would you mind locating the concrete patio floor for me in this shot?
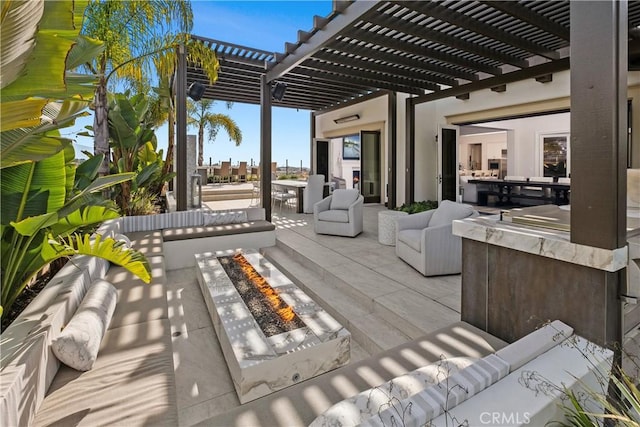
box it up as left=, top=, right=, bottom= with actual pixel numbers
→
left=167, top=199, right=462, bottom=426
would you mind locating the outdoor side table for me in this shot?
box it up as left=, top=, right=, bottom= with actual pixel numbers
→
left=378, top=210, right=408, bottom=245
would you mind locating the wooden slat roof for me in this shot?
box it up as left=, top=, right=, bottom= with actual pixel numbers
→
left=187, top=0, right=640, bottom=111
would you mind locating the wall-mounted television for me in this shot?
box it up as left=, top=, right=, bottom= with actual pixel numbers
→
left=342, top=134, right=360, bottom=160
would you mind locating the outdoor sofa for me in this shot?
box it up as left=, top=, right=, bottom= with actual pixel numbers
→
left=197, top=321, right=612, bottom=427
left=0, top=208, right=275, bottom=426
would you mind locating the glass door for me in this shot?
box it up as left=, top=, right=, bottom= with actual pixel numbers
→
left=313, top=139, right=330, bottom=181
left=438, top=125, right=459, bottom=202
left=360, top=130, right=381, bottom=203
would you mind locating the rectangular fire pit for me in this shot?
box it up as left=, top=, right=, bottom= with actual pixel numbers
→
left=195, top=249, right=351, bottom=403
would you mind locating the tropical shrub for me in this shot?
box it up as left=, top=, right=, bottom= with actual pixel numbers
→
left=128, top=188, right=161, bottom=216
left=1, top=147, right=150, bottom=317
left=106, top=92, right=175, bottom=215
left=0, top=0, right=151, bottom=318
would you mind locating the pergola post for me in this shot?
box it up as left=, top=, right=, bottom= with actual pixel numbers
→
left=570, top=0, right=628, bottom=249
left=176, top=44, right=188, bottom=211
left=405, top=97, right=415, bottom=204
left=388, top=92, right=397, bottom=209
left=260, top=74, right=273, bottom=220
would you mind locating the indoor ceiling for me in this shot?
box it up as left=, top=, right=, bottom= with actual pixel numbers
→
left=187, top=0, right=640, bottom=112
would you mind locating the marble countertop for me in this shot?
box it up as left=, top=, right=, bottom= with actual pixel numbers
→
left=452, top=215, right=628, bottom=272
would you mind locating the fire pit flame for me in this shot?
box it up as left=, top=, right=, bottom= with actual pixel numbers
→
left=232, top=253, right=296, bottom=322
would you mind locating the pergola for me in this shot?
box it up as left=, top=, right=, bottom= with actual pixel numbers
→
left=174, top=0, right=640, bottom=349
left=176, top=0, right=639, bottom=249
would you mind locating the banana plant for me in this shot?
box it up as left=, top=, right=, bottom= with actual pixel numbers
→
left=107, top=92, right=174, bottom=215
left=0, top=0, right=151, bottom=319
left=1, top=146, right=151, bottom=317
left=1, top=0, right=102, bottom=169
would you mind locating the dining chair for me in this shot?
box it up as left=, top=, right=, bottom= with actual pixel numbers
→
left=272, top=184, right=296, bottom=212
left=250, top=181, right=261, bottom=206
left=219, top=161, right=231, bottom=183
left=212, top=167, right=222, bottom=184
left=250, top=166, right=259, bottom=180
left=504, top=175, right=526, bottom=194
left=524, top=176, right=553, bottom=198
left=237, top=162, right=247, bottom=182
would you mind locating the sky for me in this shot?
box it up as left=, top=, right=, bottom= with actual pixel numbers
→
left=70, top=0, right=334, bottom=169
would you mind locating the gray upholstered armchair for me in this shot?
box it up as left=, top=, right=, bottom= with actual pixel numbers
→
left=313, top=189, right=363, bottom=237
left=395, top=200, right=478, bottom=276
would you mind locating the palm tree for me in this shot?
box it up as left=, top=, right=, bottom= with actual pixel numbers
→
left=81, top=0, right=219, bottom=175
left=187, top=99, right=243, bottom=166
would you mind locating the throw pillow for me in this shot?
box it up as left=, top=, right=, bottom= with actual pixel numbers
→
left=429, top=200, right=473, bottom=227
left=52, top=279, right=118, bottom=371
left=329, top=189, right=359, bottom=210
left=203, top=210, right=248, bottom=226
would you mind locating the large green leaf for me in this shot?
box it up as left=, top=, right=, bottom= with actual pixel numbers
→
left=1, top=150, right=67, bottom=224
left=108, top=95, right=142, bottom=150
left=51, top=206, right=120, bottom=236
left=60, top=173, right=135, bottom=217
left=66, top=35, right=104, bottom=70
left=0, top=98, right=48, bottom=131
left=63, top=144, right=76, bottom=199
left=1, top=99, right=90, bottom=168
left=0, top=0, right=44, bottom=90
left=42, top=233, right=151, bottom=283
left=74, top=154, right=104, bottom=191
left=10, top=213, right=58, bottom=237
left=2, top=1, right=82, bottom=99
left=135, top=163, right=160, bottom=187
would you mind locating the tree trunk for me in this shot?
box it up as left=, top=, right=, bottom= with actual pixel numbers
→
left=94, top=77, right=110, bottom=176
left=163, top=108, right=175, bottom=190
left=198, top=123, right=204, bottom=166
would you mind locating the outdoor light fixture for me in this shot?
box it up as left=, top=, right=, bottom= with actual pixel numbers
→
left=187, top=82, right=206, bottom=101
left=271, top=81, right=287, bottom=101
left=333, top=114, right=360, bottom=124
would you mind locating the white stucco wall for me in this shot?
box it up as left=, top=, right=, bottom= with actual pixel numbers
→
left=315, top=94, right=389, bottom=202
left=314, top=70, right=640, bottom=204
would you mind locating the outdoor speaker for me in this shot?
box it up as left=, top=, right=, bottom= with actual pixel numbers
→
left=187, top=82, right=206, bottom=101
left=271, top=82, right=287, bottom=101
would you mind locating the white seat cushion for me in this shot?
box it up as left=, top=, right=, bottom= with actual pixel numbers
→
left=318, top=209, right=350, bottom=223
left=397, top=229, right=423, bottom=252
left=330, top=189, right=359, bottom=210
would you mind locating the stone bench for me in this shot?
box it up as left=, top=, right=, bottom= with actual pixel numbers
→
left=0, top=208, right=276, bottom=426
left=0, top=221, right=177, bottom=427
left=195, top=322, right=508, bottom=426
left=312, top=321, right=613, bottom=427
left=194, top=321, right=614, bottom=427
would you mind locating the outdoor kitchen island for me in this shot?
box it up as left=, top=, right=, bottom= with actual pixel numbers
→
left=453, top=205, right=639, bottom=350
left=195, top=249, right=351, bottom=404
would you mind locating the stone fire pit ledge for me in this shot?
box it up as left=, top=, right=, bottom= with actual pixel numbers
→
left=195, top=249, right=351, bottom=403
